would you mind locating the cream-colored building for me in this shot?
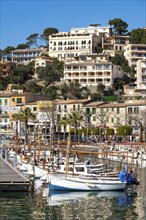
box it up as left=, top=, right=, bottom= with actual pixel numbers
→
left=102, top=35, right=129, bottom=57
left=123, top=84, right=143, bottom=99
left=135, top=59, right=146, bottom=96
left=56, top=99, right=91, bottom=132
left=34, top=56, right=53, bottom=78
left=95, top=103, right=127, bottom=130
left=82, top=100, right=146, bottom=139
left=63, top=54, right=123, bottom=87
left=31, top=99, right=91, bottom=134
left=49, top=32, right=100, bottom=60
left=124, top=44, right=146, bottom=66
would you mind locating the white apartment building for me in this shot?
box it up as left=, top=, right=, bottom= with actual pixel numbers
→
left=48, top=31, right=100, bottom=60
left=11, top=48, right=46, bottom=64
left=71, top=24, right=111, bottom=36
left=102, top=35, right=129, bottom=57
left=135, top=59, right=146, bottom=96
left=63, top=54, right=123, bottom=87
left=124, top=44, right=146, bottom=66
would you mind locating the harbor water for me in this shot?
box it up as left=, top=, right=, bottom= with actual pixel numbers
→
left=0, top=167, right=146, bottom=220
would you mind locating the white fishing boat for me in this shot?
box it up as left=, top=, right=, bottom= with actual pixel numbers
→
left=17, top=161, right=48, bottom=179
left=48, top=172, right=127, bottom=191
left=56, top=162, right=108, bottom=175
left=48, top=133, right=135, bottom=191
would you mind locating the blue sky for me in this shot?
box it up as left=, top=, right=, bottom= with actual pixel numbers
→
left=1, top=0, right=146, bottom=49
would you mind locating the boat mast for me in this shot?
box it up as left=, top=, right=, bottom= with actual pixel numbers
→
left=65, top=126, right=71, bottom=177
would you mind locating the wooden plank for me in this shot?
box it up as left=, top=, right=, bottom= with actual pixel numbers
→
left=0, top=158, right=29, bottom=183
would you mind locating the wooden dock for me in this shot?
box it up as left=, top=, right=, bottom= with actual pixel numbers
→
left=0, top=157, right=30, bottom=192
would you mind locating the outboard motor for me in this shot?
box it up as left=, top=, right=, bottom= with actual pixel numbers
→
left=119, top=168, right=139, bottom=185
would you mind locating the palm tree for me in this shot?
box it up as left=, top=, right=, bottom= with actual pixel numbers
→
left=59, top=116, right=70, bottom=141
left=19, top=107, right=35, bottom=144
left=59, top=115, right=72, bottom=176
left=68, top=112, right=84, bottom=147
left=11, top=113, right=21, bottom=142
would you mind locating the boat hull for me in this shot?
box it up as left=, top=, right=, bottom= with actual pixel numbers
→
left=48, top=175, right=126, bottom=191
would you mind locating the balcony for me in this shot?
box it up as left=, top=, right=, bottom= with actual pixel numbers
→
left=80, top=79, right=87, bottom=82
left=14, top=102, right=24, bottom=106
left=88, top=73, right=95, bottom=77
left=142, top=70, right=146, bottom=75
left=142, top=79, right=146, bottom=84
left=80, top=73, right=87, bottom=77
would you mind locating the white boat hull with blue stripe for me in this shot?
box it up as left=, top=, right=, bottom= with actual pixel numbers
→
left=48, top=174, right=126, bottom=191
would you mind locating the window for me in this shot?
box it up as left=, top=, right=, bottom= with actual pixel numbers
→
left=117, top=108, right=120, bottom=114
left=12, top=98, right=15, bottom=102
left=116, top=118, right=120, bottom=123
left=129, top=118, right=132, bottom=125
left=86, top=108, right=90, bottom=114
left=17, top=98, right=22, bottom=103
left=128, top=108, right=132, bottom=114
left=0, top=99, right=2, bottom=105
left=93, top=116, right=96, bottom=121
left=57, top=114, right=61, bottom=121
left=5, top=99, right=8, bottom=105
left=58, top=105, right=61, bottom=111
left=103, top=64, right=111, bottom=69
left=111, top=118, right=114, bottom=123
left=64, top=105, right=67, bottom=111
left=4, top=119, right=8, bottom=123
left=73, top=105, right=76, bottom=111
left=134, top=107, right=139, bottom=114
left=78, top=105, right=80, bottom=111
left=33, top=107, right=37, bottom=111
left=96, top=64, right=102, bottom=69
left=92, top=108, right=96, bottom=114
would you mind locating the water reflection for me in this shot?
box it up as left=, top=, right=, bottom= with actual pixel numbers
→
left=0, top=189, right=139, bottom=220
left=0, top=168, right=146, bottom=220
left=47, top=190, right=129, bottom=206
